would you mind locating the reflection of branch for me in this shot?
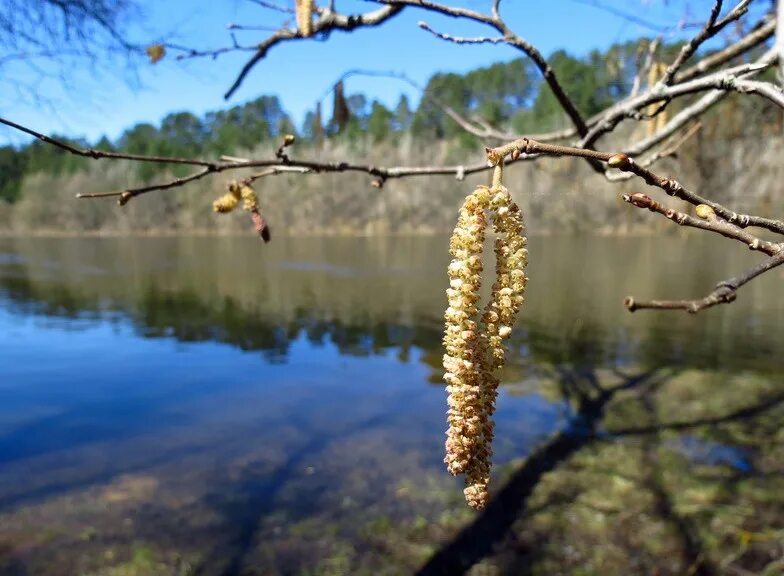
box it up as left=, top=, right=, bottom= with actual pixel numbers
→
left=609, top=390, right=784, bottom=435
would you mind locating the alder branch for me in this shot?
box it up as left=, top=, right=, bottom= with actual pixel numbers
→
left=416, top=21, right=504, bottom=45
left=486, top=137, right=784, bottom=238
left=659, top=0, right=750, bottom=86
left=606, top=122, right=703, bottom=181
left=3, top=0, right=780, bottom=312
left=580, top=50, right=778, bottom=149
left=224, top=4, right=404, bottom=99
left=674, top=16, right=776, bottom=83
left=0, top=117, right=215, bottom=167
left=621, top=192, right=782, bottom=256
left=625, top=251, right=784, bottom=313
left=368, top=0, right=591, bottom=138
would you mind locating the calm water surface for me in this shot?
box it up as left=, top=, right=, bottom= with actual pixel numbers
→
left=0, top=236, right=782, bottom=575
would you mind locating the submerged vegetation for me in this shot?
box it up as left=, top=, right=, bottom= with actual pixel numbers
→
left=0, top=235, right=783, bottom=574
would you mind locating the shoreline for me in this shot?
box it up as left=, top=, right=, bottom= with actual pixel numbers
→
left=0, top=227, right=674, bottom=239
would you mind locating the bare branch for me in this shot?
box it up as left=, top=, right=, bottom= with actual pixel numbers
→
left=316, top=69, right=571, bottom=142
left=660, top=0, right=751, bottom=86
left=675, top=16, right=776, bottom=83
left=371, top=0, right=591, bottom=137
left=0, top=116, right=215, bottom=168
left=621, top=192, right=781, bottom=256
left=247, top=0, right=294, bottom=14
left=581, top=50, right=778, bottom=149
left=630, top=38, right=661, bottom=98
left=606, top=122, right=702, bottom=181
left=224, top=4, right=404, bottom=99
left=625, top=251, right=784, bottom=313
left=487, top=137, right=784, bottom=237
left=417, top=20, right=504, bottom=45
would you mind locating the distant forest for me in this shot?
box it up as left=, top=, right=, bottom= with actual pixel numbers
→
left=1, top=39, right=688, bottom=203
left=0, top=37, right=781, bottom=234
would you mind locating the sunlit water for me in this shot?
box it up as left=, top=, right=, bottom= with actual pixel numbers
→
left=0, top=235, right=782, bottom=575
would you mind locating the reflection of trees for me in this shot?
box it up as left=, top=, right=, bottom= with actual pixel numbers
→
left=3, top=253, right=784, bottom=378
left=3, top=235, right=784, bottom=374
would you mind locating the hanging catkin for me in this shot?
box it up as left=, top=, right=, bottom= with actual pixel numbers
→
left=295, top=0, right=315, bottom=37
left=443, top=162, right=528, bottom=509
left=212, top=181, right=271, bottom=242
left=212, top=181, right=242, bottom=213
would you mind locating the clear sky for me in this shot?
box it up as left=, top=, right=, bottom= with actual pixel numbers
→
left=0, top=0, right=763, bottom=146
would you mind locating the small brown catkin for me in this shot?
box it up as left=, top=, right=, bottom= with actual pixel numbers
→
left=442, top=162, right=528, bottom=510
left=295, top=0, right=315, bottom=37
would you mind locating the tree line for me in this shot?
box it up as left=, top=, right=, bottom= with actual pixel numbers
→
left=0, top=35, right=767, bottom=205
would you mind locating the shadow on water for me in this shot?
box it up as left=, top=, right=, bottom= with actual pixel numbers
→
left=418, top=366, right=784, bottom=575
left=0, top=236, right=782, bottom=575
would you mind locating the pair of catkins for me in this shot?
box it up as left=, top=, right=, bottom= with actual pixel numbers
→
left=443, top=163, right=528, bottom=509
left=213, top=181, right=271, bottom=243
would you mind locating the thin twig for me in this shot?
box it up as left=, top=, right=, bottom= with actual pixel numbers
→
left=0, top=117, right=215, bottom=167
left=487, top=137, right=784, bottom=237
left=660, top=0, right=752, bottom=85
left=625, top=252, right=784, bottom=313
left=225, top=4, right=404, bottom=99
left=621, top=192, right=781, bottom=256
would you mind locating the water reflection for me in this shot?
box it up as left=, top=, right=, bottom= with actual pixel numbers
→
left=0, top=236, right=782, bottom=575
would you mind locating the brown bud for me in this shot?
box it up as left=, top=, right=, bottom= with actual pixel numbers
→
left=607, top=153, right=630, bottom=168
left=283, top=134, right=296, bottom=146
left=118, top=192, right=133, bottom=207
left=510, top=148, right=521, bottom=161
left=626, top=192, right=654, bottom=209
left=371, top=179, right=383, bottom=189
left=251, top=209, right=271, bottom=243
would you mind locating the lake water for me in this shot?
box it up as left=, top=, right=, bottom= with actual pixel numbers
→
left=0, top=235, right=782, bottom=575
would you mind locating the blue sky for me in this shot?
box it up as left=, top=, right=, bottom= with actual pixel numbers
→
left=0, top=0, right=760, bottom=146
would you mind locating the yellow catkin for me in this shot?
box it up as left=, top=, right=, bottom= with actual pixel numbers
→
left=646, top=62, right=668, bottom=136
left=443, top=163, right=528, bottom=510
left=464, top=183, right=528, bottom=509
left=240, top=185, right=259, bottom=212
left=443, top=186, right=489, bottom=477
left=295, top=0, right=314, bottom=37
left=212, top=181, right=242, bottom=213
left=145, top=44, right=165, bottom=64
